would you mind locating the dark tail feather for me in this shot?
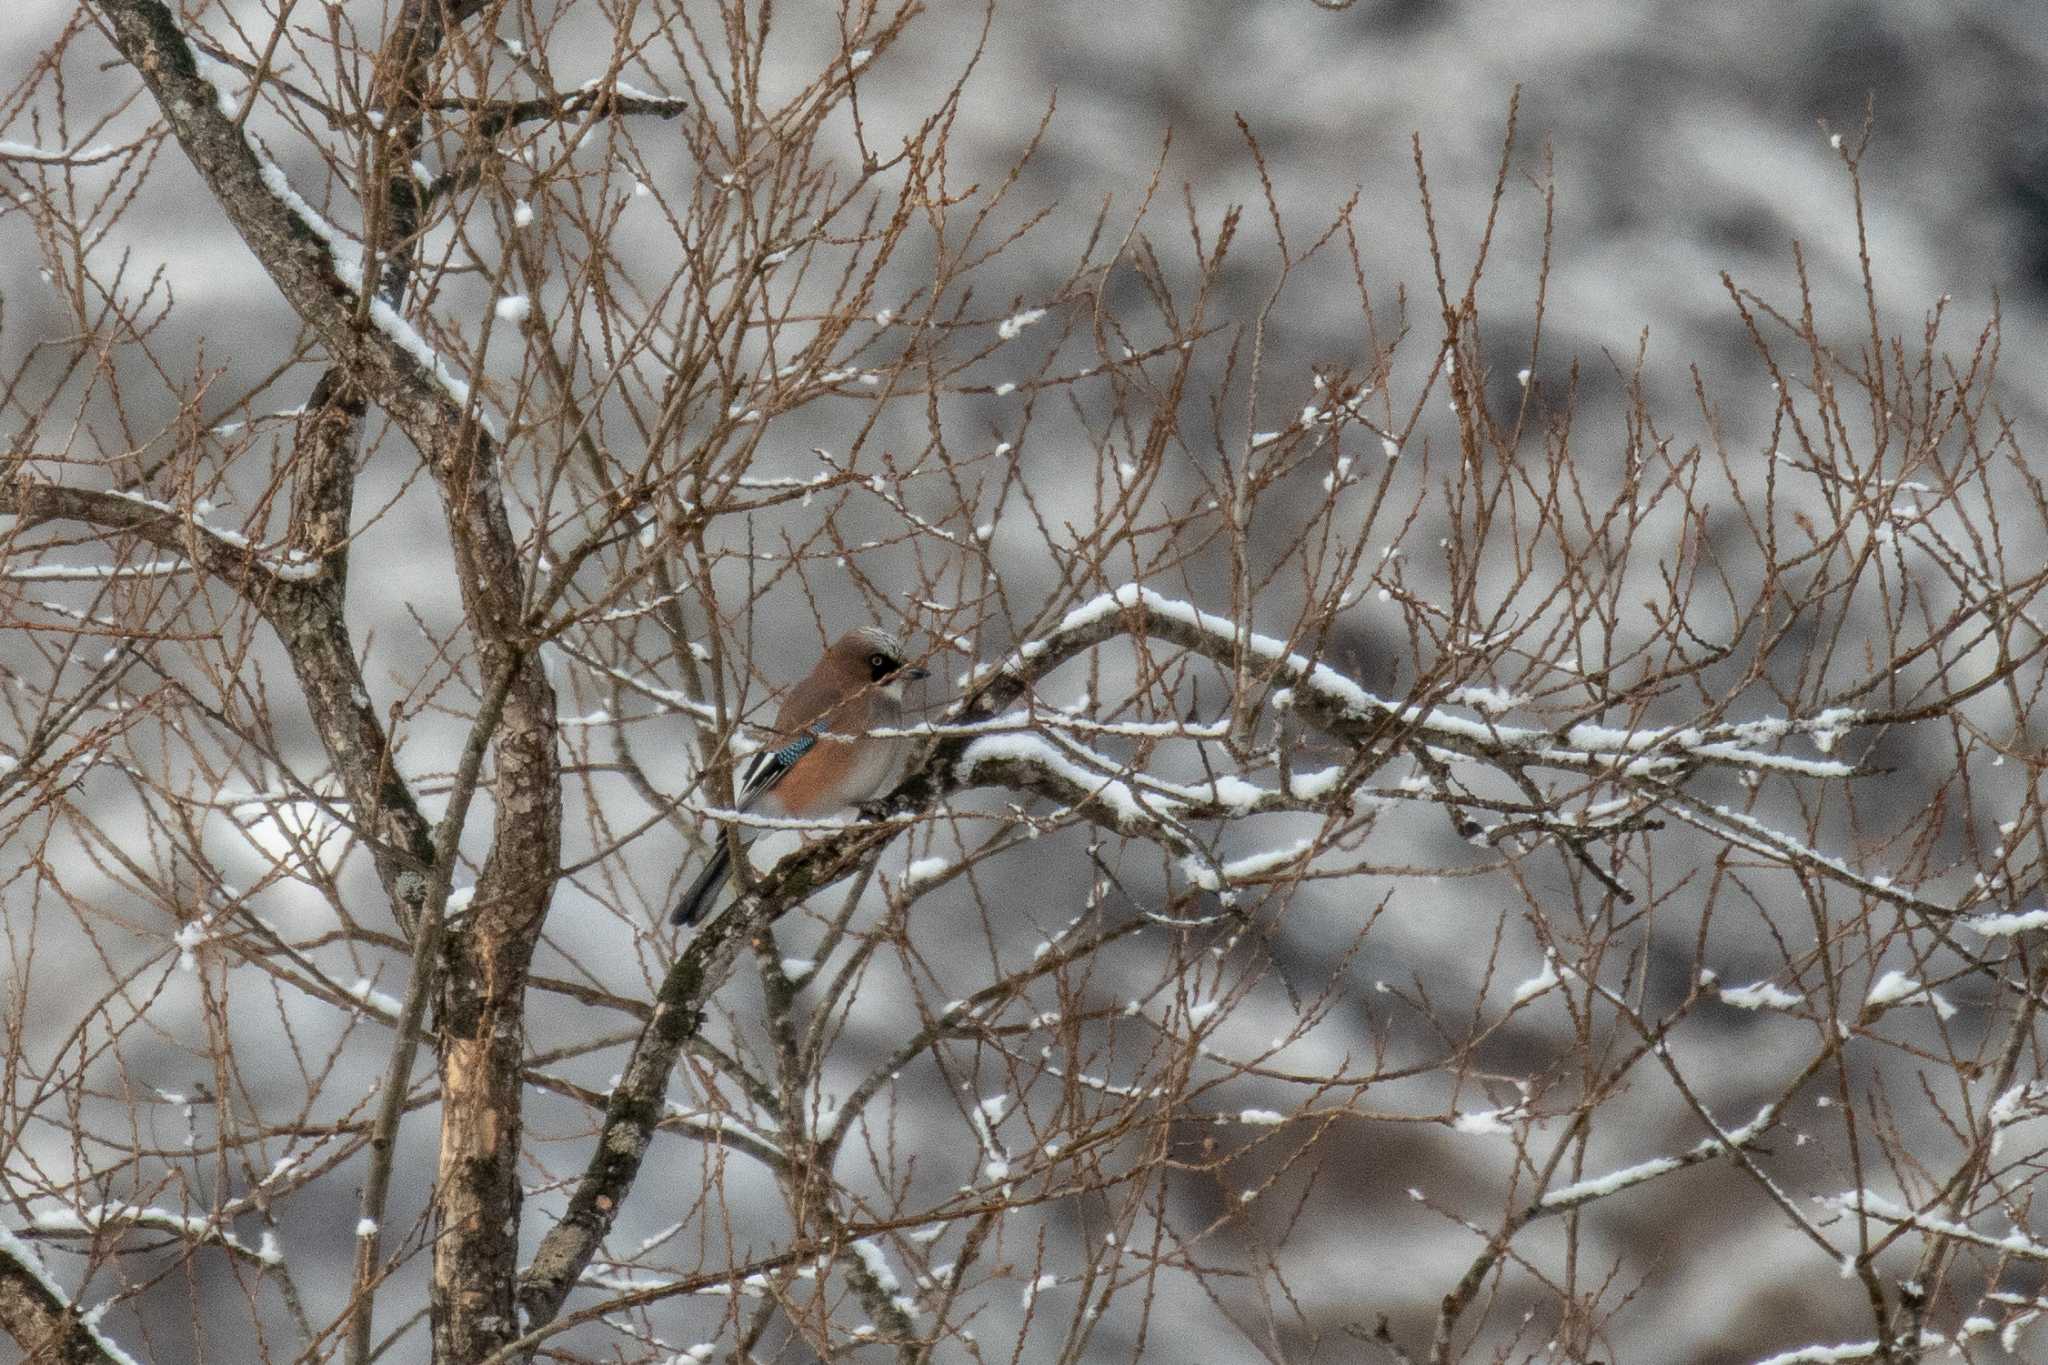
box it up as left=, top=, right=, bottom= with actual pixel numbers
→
left=671, top=842, right=733, bottom=926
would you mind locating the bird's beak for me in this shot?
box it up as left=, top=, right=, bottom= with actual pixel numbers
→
left=903, top=666, right=931, bottom=681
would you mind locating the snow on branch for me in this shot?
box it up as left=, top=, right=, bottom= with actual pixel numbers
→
left=31, top=1202, right=283, bottom=1269
left=737, top=580, right=1947, bottom=932
left=1965, top=906, right=2048, bottom=937
left=0, top=1224, right=146, bottom=1365
left=0, top=483, right=310, bottom=598
left=921, top=584, right=1895, bottom=898
left=1, top=559, right=190, bottom=582
left=978, top=584, right=1867, bottom=788
left=1749, top=1334, right=1947, bottom=1365
left=1660, top=791, right=1964, bottom=920
left=1826, top=1189, right=2048, bottom=1262
left=88, top=0, right=494, bottom=447
left=955, top=731, right=1202, bottom=864
left=0, top=138, right=132, bottom=166
left=1537, top=1103, right=1780, bottom=1212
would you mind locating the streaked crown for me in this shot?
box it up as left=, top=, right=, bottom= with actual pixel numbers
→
left=831, top=626, right=921, bottom=684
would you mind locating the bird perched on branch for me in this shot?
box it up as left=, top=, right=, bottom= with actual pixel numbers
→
left=671, top=626, right=929, bottom=926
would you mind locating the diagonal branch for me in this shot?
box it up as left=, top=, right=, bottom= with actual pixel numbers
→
left=0, top=1228, right=132, bottom=1364
left=84, top=0, right=483, bottom=453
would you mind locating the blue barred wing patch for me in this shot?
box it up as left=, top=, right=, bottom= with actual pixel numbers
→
left=739, top=727, right=819, bottom=806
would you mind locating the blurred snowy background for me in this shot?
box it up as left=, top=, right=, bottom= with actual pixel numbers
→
left=6, top=1, right=2048, bottom=1361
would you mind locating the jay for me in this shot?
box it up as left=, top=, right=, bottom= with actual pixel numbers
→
left=672, top=626, right=927, bottom=925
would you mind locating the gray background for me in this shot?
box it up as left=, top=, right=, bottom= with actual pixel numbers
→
left=6, top=1, right=2047, bottom=1361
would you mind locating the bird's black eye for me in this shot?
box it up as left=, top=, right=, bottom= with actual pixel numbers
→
left=868, top=651, right=894, bottom=679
